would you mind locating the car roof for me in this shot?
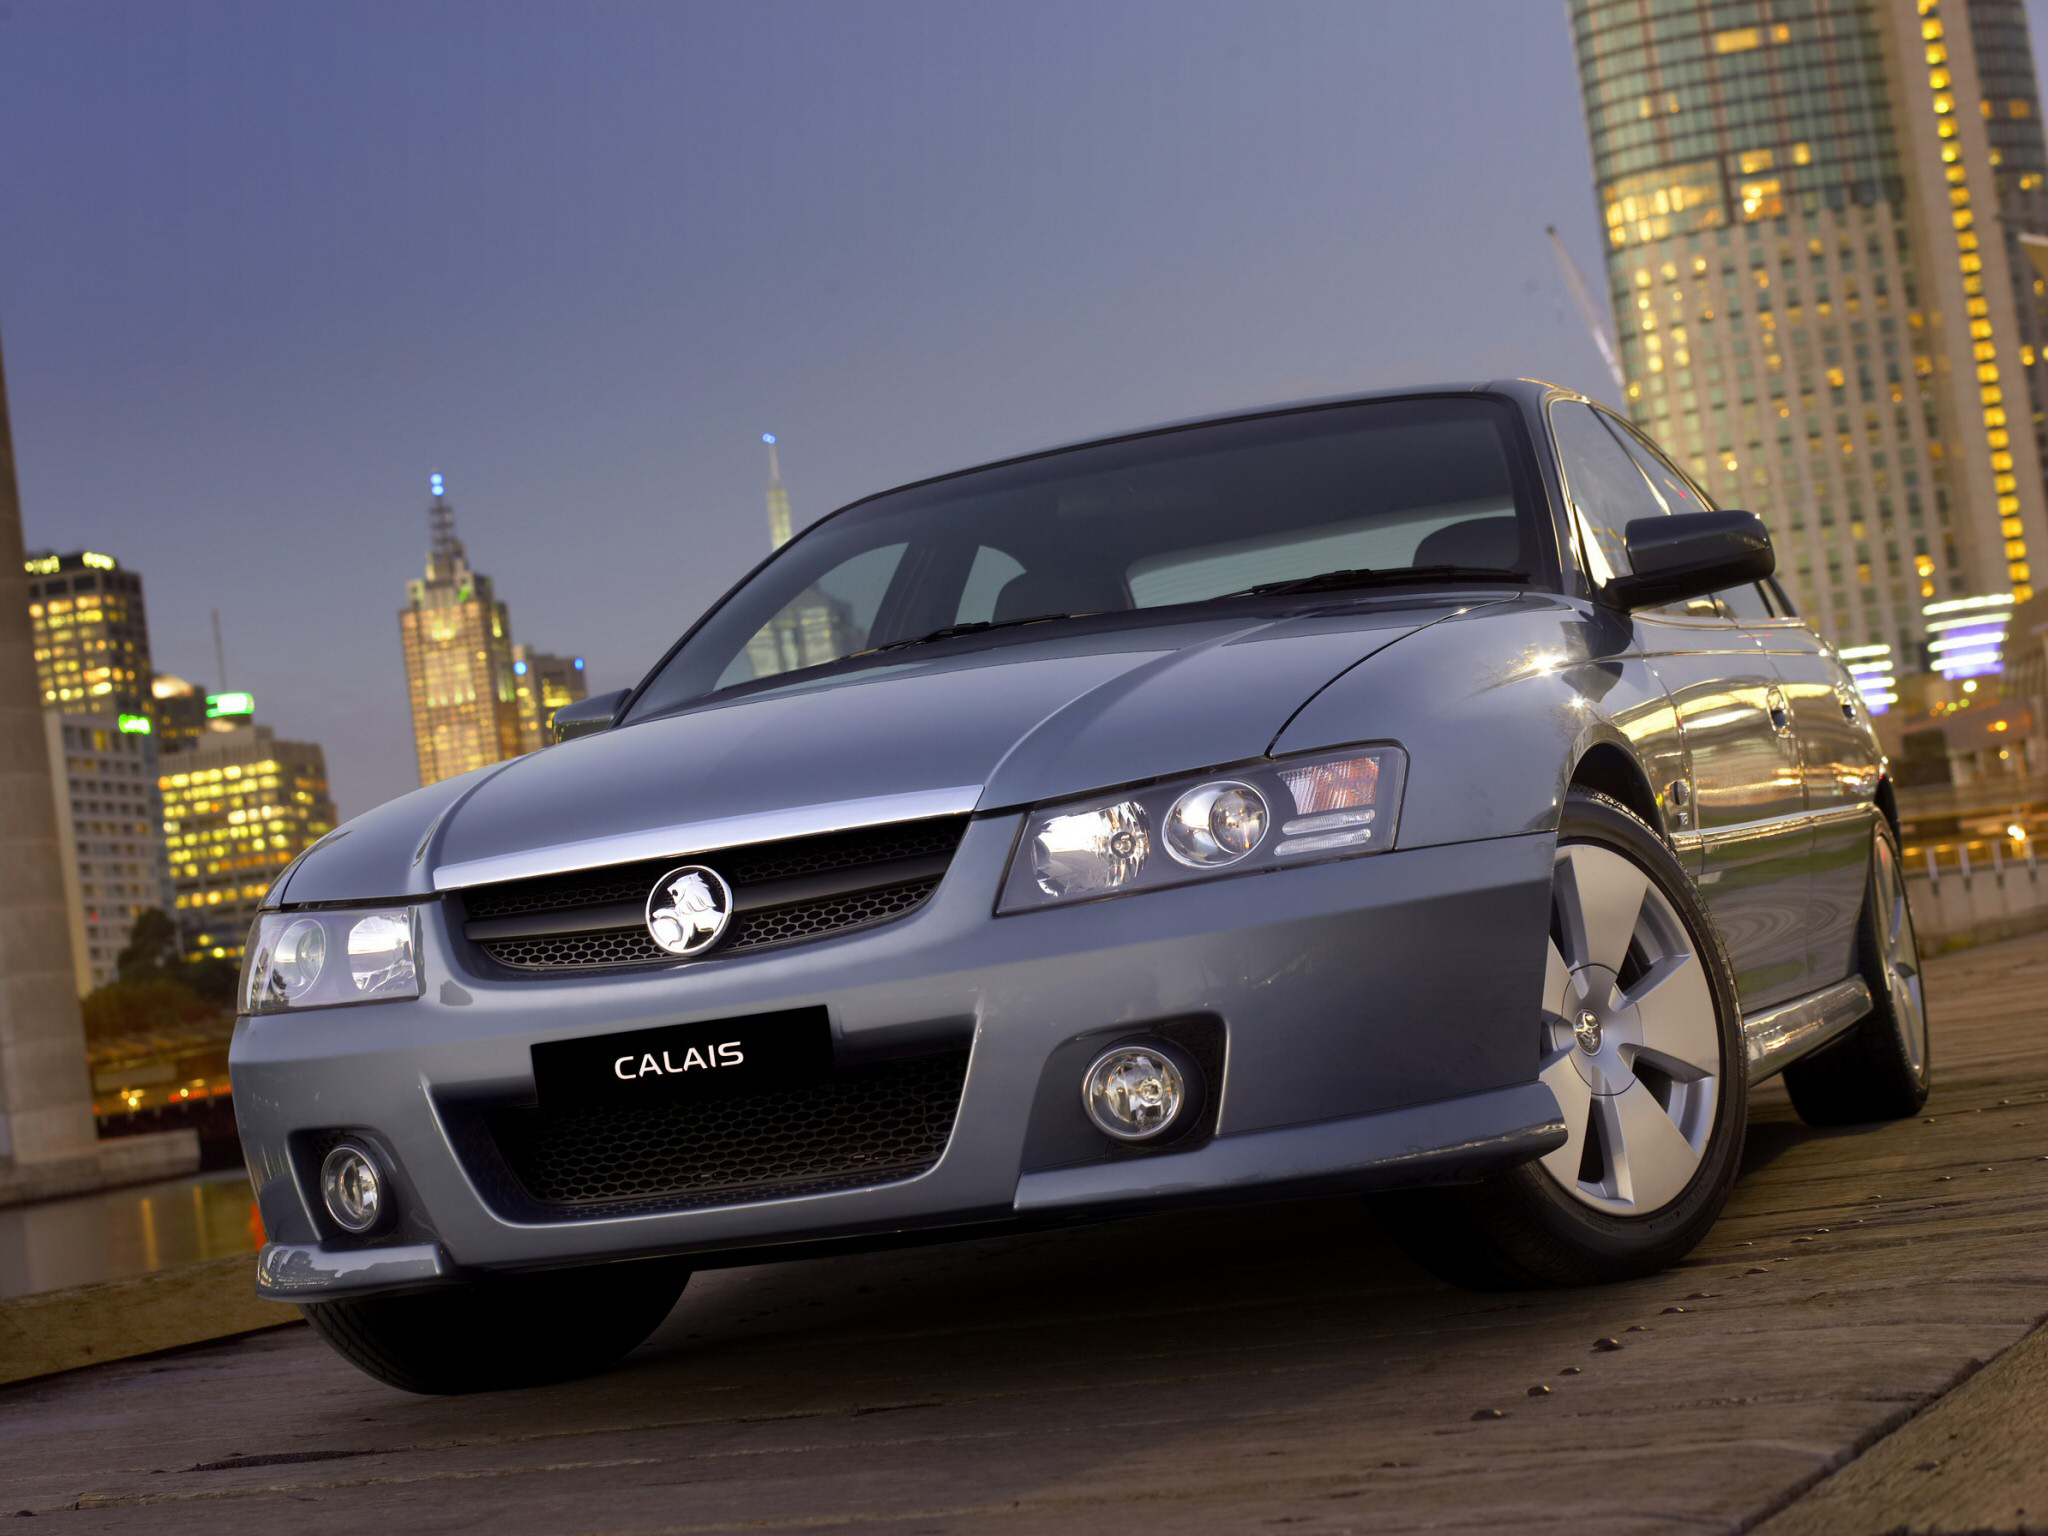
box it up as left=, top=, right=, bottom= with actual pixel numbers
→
left=838, top=378, right=1571, bottom=517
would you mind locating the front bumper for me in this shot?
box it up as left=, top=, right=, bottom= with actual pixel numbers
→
left=233, top=818, right=1563, bottom=1300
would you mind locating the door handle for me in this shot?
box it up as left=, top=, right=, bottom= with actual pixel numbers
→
left=1766, top=685, right=1792, bottom=736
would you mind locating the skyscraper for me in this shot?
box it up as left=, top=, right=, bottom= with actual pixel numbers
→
left=159, top=722, right=336, bottom=962
left=1568, top=0, right=2048, bottom=670
left=23, top=550, right=172, bottom=988
left=512, top=645, right=589, bottom=752
left=23, top=549, right=153, bottom=717
left=399, top=474, right=523, bottom=786
left=764, top=433, right=793, bottom=550
left=42, top=712, right=175, bottom=992
left=151, top=675, right=254, bottom=755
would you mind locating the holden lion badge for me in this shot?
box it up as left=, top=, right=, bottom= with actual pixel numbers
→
left=645, top=866, right=734, bottom=957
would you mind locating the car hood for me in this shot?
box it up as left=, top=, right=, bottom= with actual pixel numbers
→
left=282, top=597, right=1498, bottom=903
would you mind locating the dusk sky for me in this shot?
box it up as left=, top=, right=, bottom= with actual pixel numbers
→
left=7, top=1, right=2048, bottom=820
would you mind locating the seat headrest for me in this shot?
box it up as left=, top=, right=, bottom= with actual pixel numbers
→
left=991, top=566, right=1131, bottom=625
left=1410, top=515, right=1524, bottom=570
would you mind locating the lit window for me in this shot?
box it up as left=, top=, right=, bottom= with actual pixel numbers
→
left=1714, top=26, right=1762, bottom=53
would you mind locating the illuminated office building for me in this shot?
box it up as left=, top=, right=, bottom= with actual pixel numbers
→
left=1925, top=589, right=2017, bottom=676
left=42, top=711, right=174, bottom=993
left=153, top=674, right=254, bottom=755
left=399, top=474, right=523, bottom=786
left=1569, top=0, right=2048, bottom=668
left=23, top=550, right=152, bottom=717
left=512, top=645, right=588, bottom=752
left=1837, top=641, right=1899, bottom=711
left=160, top=723, right=335, bottom=962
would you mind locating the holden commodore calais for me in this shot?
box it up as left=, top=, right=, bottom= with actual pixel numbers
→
left=233, top=380, right=1927, bottom=1393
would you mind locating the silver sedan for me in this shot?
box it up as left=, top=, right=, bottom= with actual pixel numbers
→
left=232, top=379, right=1927, bottom=1392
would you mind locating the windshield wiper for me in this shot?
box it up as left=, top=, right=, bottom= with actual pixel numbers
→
left=855, top=611, right=1088, bottom=657
left=1211, top=565, right=1531, bottom=601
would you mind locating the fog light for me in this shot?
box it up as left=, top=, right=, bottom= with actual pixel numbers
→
left=320, top=1143, right=385, bottom=1234
left=1083, top=1046, right=1187, bottom=1141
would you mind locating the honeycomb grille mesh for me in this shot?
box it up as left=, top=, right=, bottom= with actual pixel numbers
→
left=480, top=1050, right=969, bottom=1212
left=461, top=819, right=967, bottom=922
left=479, top=877, right=940, bottom=971
left=460, top=816, right=966, bottom=975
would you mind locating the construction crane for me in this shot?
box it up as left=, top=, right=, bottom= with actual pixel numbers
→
left=1547, top=225, right=1626, bottom=395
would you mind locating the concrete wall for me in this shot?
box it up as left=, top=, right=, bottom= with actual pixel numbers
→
left=1908, top=843, right=2048, bottom=947
left=0, top=324, right=97, bottom=1169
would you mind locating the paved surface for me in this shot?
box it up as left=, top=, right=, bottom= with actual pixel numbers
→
left=5, top=933, right=2048, bottom=1534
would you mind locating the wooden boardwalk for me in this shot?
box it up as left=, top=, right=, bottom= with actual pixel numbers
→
left=4, top=932, right=2047, bottom=1534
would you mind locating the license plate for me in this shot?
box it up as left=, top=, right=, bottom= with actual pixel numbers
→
left=532, top=1006, right=832, bottom=1109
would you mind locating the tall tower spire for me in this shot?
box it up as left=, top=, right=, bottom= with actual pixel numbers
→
left=402, top=468, right=523, bottom=786
left=763, top=434, right=792, bottom=550
left=427, top=470, right=464, bottom=570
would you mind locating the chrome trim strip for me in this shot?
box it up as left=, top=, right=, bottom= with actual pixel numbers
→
left=1672, top=801, right=1874, bottom=853
left=1743, top=976, right=1874, bottom=1083
left=431, top=785, right=985, bottom=892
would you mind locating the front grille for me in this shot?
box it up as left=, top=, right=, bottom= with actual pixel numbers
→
left=473, top=1049, right=969, bottom=1215
left=459, top=817, right=966, bottom=975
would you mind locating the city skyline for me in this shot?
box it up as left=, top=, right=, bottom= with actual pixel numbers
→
left=10, top=2, right=2048, bottom=822
left=1571, top=0, right=2048, bottom=679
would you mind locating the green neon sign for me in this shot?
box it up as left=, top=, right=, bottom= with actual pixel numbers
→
left=206, top=691, right=255, bottom=718
left=117, top=713, right=152, bottom=735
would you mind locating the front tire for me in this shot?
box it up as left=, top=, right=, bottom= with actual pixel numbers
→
left=302, top=1259, right=690, bottom=1395
left=1381, top=790, right=1748, bottom=1290
left=1781, top=818, right=1930, bottom=1125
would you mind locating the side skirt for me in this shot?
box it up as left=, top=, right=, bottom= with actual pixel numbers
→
left=1742, top=977, right=1874, bottom=1084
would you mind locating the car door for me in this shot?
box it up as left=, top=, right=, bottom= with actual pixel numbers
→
left=1724, top=579, right=1880, bottom=990
left=1551, top=401, right=1811, bottom=1009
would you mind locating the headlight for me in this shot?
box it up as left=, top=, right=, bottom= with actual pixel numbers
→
left=242, top=907, right=423, bottom=1014
left=999, top=745, right=1406, bottom=912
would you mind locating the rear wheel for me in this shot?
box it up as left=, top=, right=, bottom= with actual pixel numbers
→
left=302, top=1259, right=690, bottom=1395
left=1381, top=790, right=1747, bottom=1289
left=1781, top=820, right=1929, bottom=1125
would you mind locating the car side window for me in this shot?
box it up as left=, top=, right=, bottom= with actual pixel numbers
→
left=716, top=542, right=908, bottom=689
left=1717, top=583, right=1772, bottom=620
left=954, top=546, right=1026, bottom=625
left=1611, top=425, right=1714, bottom=517
left=1549, top=401, right=1664, bottom=585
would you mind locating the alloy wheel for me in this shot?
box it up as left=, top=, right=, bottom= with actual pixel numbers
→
left=1873, top=833, right=1928, bottom=1083
left=1537, top=841, right=1723, bottom=1216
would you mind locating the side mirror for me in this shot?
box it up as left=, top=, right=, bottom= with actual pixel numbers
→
left=551, top=687, right=630, bottom=743
left=1608, top=510, right=1775, bottom=610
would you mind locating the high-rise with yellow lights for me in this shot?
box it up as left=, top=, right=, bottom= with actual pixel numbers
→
left=1569, top=0, right=2048, bottom=673
left=23, top=549, right=153, bottom=716
left=512, top=644, right=589, bottom=753
left=399, top=473, right=523, bottom=786
left=160, top=722, right=335, bottom=962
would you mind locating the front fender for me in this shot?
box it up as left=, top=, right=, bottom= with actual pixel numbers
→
left=1269, top=596, right=1680, bottom=852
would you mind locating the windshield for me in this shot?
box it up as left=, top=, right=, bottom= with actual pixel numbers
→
left=626, top=394, right=1543, bottom=720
